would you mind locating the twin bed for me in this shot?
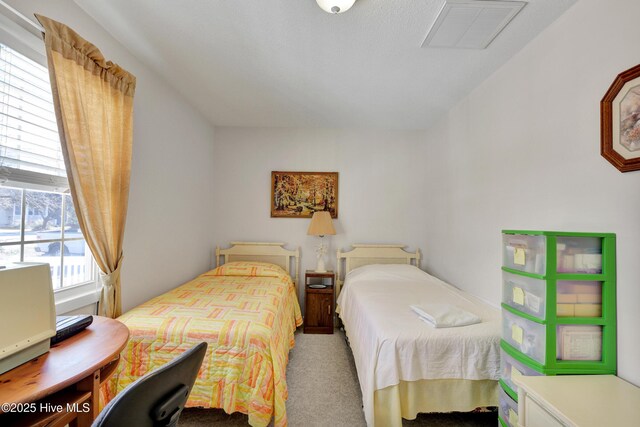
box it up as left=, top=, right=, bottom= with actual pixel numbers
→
left=102, top=242, right=302, bottom=427
left=102, top=242, right=501, bottom=427
left=336, top=245, right=501, bottom=427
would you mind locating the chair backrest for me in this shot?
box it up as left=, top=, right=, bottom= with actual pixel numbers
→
left=93, top=342, right=207, bottom=427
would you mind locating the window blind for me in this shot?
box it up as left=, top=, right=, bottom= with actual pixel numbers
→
left=0, top=42, right=67, bottom=188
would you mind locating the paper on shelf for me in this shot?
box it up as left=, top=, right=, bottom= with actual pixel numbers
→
left=514, top=247, right=526, bottom=266
left=558, top=325, right=602, bottom=361
left=512, top=324, right=524, bottom=345
left=512, top=287, right=525, bottom=306
left=525, top=292, right=541, bottom=314
left=574, top=254, right=602, bottom=273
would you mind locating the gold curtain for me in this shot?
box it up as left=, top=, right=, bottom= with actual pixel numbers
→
left=36, top=15, right=136, bottom=318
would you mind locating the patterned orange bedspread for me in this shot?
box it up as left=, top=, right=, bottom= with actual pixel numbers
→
left=102, top=262, right=303, bottom=427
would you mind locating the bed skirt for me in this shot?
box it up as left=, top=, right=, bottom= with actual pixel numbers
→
left=373, top=378, right=498, bottom=427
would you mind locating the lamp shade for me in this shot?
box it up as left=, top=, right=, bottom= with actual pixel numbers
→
left=316, top=0, right=356, bottom=14
left=307, top=211, right=336, bottom=236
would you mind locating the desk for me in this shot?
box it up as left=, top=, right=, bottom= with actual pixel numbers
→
left=514, top=374, right=640, bottom=427
left=0, top=316, right=129, bottom=427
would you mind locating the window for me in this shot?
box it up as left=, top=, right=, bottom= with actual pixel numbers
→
left=0, top=186, right=94, bottom=288
left=0, top=42, right=96, bottom=299
left=0, top=43, right=66, bottom=179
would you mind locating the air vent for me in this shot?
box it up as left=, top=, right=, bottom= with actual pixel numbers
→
left=422, top=0, right=526, bottom=49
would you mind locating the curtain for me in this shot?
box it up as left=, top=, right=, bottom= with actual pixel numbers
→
left=36, top=15, right=136, bottom=318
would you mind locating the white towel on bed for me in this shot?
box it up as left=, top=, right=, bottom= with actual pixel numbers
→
left=410, top=303, right=481, bottom=328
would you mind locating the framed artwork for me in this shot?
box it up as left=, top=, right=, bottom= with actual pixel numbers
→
left=271, top=171, right=338, bottom=218
left=601, top=63, right=640, bottom=172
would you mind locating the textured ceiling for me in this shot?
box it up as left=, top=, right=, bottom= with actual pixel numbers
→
left=73, top=0, right=577, bottom=130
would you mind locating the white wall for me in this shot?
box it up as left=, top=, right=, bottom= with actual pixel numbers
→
left=213, top=127, right=427, bottom=301
left=7, top=0, right=217, bottom=311
left=423, top=0, right=640, bottom=386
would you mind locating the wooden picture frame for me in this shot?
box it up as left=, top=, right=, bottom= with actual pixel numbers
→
left=601, top=63, right=640, bottom=172
left=271, top=171, right=338, bottom=218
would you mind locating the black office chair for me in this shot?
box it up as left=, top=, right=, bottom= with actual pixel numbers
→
left=92, top=342, right=208, bottom=427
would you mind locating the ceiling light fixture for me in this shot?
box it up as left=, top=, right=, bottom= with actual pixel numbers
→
left=316, top=0, right=356, bottom=14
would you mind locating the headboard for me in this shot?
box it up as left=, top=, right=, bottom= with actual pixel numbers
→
left=336, top=244, right=421, bottom=297
left=215, top=242, right=301, bottom=288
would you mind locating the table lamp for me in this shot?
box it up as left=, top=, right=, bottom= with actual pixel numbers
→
left=307, top=211, right=336, bottom=272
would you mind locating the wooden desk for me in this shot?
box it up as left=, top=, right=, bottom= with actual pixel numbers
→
left=0, top=316, right=129, bottom=427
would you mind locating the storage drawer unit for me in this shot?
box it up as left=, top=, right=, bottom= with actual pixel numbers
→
left=499, top=230, right=616, bottom=409
left=503, top=274, right=603, bottom=320
left=502, top=313, right=605, bottom=364
left=503, top=233, right=606, bottom=276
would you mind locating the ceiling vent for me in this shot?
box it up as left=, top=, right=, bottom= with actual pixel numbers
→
left=422, top=0, right=526, bottom=49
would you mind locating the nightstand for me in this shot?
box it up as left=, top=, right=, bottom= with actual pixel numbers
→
left=303, top=270, right=335, bottom=334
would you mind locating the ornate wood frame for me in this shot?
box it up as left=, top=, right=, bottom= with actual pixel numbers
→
left=601, top=63, right=640, bottom=172
left=270, top=171, right=339, bottom=218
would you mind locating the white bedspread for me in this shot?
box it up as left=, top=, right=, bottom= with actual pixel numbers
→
left=336, top=264, right=501, bottom=426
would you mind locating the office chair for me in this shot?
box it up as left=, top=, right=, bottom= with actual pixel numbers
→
left=92, top=341, right=207, bottom=427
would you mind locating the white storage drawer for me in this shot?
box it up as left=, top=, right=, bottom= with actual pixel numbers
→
left=503, top=234, right=605, bottom=275
left=502, top=271, right=546, bottom=319
left=499, top=385, right=519, bottom=427
left=556, top=281, right=602, bottom=318
left=502, top=310, right=546, bottom=364
left=500, top=348, right=543, bottom=394
left=502, top=275, right=603, bottom=319
left=556, top=325, right=602, bottom=361
left=556, top=236, right=603, bottom=274
left=503, top=234, right=546, bottom=275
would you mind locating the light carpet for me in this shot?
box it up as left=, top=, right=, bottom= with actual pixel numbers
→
left=179, top=330, right=497, bottom=426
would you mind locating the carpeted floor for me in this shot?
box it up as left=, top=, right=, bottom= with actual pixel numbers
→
left=179, top=330, right=497, bottom=426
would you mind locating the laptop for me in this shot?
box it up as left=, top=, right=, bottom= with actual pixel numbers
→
left=51, top=315, right=93, bottom=345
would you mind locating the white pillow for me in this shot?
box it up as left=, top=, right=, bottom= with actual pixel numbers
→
left=346, top=263, right=428, bottom=283
left=410, top=303, right=481, bottom=328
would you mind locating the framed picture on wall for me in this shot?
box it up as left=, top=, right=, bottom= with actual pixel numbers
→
left=271, top=171, right=338, bottom=218
left=601, top=63, right=640, bottom=172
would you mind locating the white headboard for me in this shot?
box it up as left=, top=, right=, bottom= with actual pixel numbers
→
left=215, top=242, right=300, bottom=288
left=336, top=244, right=421, bottom=296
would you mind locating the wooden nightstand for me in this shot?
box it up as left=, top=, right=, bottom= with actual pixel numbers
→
left=303, top=270, right=335, bottom=334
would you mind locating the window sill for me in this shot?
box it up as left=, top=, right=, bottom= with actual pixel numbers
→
left=54, top=281, right=100, bottom=314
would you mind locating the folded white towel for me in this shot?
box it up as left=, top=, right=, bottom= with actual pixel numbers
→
left=410, top=304, right=481, bottom=328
